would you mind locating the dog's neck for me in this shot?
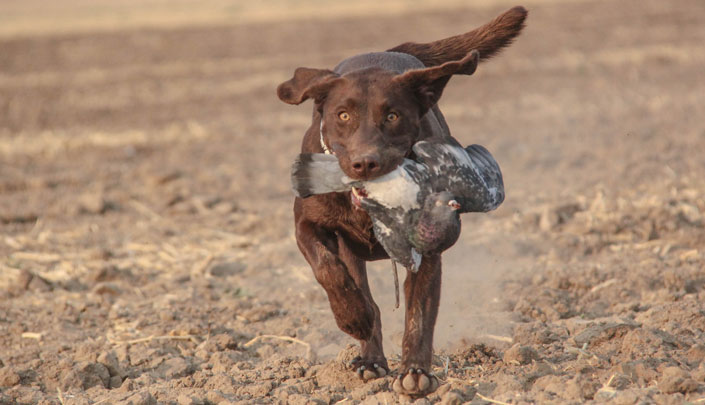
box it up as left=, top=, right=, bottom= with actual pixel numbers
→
left=320, top=120, right=332, bottom=155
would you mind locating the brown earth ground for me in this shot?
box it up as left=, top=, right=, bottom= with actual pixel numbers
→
left=1, top=0, right=705, bottom=403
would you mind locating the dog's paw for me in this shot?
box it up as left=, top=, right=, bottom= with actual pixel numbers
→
left=349, top=356, right=389, bottom=381
left=392, top=367, right=440, bottom=396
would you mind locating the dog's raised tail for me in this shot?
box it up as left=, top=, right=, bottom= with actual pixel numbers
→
left=387, top=6, right=527, bottom=73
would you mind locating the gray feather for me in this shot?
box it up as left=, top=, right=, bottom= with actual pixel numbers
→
left=291, top=153, right=351, bottom=198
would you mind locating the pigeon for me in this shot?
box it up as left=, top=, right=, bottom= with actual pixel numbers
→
left=291, top=140, right=504, bottom=273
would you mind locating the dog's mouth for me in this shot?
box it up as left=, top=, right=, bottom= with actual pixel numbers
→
left=350, top=186, right=368, bottom=208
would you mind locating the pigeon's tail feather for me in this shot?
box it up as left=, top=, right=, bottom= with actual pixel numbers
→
left=464, top=144, right=505, bottom=209
left=291, top=153, right=350, bottom=198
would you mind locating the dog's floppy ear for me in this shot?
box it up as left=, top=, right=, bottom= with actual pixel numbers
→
left=277, top=68, right=341, bottom=105
left=393, top=50, right=479, bottom=114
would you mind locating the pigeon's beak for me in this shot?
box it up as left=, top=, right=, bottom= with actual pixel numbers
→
left=448, top=200, right=461, bottom=211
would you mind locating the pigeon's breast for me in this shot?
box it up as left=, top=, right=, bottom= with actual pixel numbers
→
left=364, top=162, right=422, bottom=210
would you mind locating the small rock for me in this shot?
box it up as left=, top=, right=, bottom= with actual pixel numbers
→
left=539, top=206, right=559, bottom=231
left=124, top=391, right=156, bottom=405
left=109, top=375, right=123, bottom=389
left=76, top=189, right=110, bottom=215
left=658, top=366, right=698, bottom=394
left=503, top=344, right=539, bottom=365
left=0, top=367, right=21, bottom=387
left=677, top=203, right=702, bottom=225
left=92, top=282, right=122, bottom=296
left=209, top=262, right=245, bottom=277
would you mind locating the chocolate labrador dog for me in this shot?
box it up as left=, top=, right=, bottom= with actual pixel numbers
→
left=277, top=6, right=527, bottom=397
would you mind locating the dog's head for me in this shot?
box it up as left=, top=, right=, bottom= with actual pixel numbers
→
left=278, top=51, right=479, bottom=181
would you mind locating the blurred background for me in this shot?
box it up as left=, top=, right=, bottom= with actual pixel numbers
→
left=1, top=0, right=704, bottom=403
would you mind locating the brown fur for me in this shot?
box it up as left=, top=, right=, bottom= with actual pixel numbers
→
left=278, top=6, right=527, bottom=397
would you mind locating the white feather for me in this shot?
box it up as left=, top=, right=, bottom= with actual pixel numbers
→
left=363, top=161, right=421, bottom=210
left=374, top=220, right=393, bottom=237
left=411, top=248, right=422, bottom=272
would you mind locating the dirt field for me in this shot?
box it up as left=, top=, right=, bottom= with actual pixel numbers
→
left=1, top=0, right=704, bottom=403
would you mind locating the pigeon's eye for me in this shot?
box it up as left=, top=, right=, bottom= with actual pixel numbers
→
left=338, top=111, right=351, bottom=122
left=386, top=112, right=399, bottom=122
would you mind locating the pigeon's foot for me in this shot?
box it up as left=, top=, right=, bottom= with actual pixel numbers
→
left=349, top=355, right=389, bottom=381
left=392, top=367, right=440, bottom=397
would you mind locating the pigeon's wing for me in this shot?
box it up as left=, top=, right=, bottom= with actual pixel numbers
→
left=366, top=208, right=422, bottom=272
left=290, top=153, right=354, bottom=198
left=412, top=141, right=505, bottom=213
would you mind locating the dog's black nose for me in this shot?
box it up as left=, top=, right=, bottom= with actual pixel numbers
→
left=351, top=155, right=380, bottom=178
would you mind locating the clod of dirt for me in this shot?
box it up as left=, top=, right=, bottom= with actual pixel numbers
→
left=75, top=188, right=114, bottom=215
left=440, top=390, right=463, bottom=405
left=512, top=322, right=564, bottom=345
left=11, top=270, right=53, bottom=294
left=92, top=282, right=123, bottom=296
left=155, top=357, right=196, bottom=379
left=610, top=389, right=640, bottom=405
left=60, top=362, right=110, bottom=390
left=503, top=344, right=539, bottom=365
left=97, top=351, right=122, bottom=378
left=618, top=360, right=660, bottom=386
left=88, top=265, right=128, bottom=283
left=238, top=380, right=275, bottom=397
left=0, top=367, right=21, bottom=387
left=177, top=394, right=204, bottom=405
left=198, top=333, right=240, bottom=353
left=620, top=328, right=682, bottom=359
left=209, top=351, right=246, bottom=374
left=571, top=321, right=638, bottom=348
left=315, top=345, right=364, bottom=392
left=685, top=344, right=705, bottom=366
left=564, top=374, right=600, bottom=400
left=658, top=366, right=699, bottom=394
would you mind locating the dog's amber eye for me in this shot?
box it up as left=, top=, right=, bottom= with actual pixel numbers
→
left=386, top=112, right=399, bottom=122
left=338, top=111, right=350, bottom=121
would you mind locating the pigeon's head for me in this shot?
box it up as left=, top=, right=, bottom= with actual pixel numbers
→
left=426, top=192, right=461, bottom=216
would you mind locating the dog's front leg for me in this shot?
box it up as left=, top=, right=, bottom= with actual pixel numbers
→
left=295, top=217, right=388, bottom=380
left=393, top=254, right=442, bottom=396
